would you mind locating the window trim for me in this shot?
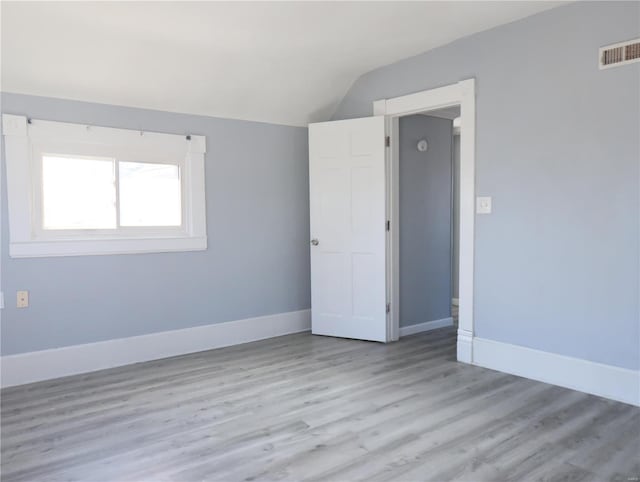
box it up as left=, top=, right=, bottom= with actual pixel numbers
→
left=2, top=114, right=207, bottom=258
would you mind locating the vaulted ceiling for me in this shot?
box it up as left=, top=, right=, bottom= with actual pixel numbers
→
left=2, top=1, right=563, bottom=126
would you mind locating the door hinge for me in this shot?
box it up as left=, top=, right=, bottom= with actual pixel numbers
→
left=385, top=135, right=390, bottom=147
left=386, top=220, right=390, bottom=231
left=386, top=302, right=391, bottom=314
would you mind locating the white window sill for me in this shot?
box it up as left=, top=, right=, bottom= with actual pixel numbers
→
left=9, top=236, right=207, bottom=258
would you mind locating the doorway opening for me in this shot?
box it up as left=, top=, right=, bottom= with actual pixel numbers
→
left=395, top=108, right=460, bottom=339
left=374, top=79, right=475, bottom=363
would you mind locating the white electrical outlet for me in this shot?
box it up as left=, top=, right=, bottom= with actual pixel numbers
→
left=17, top=291, right=29, bottom=308
left=476, top=196, right=492, bottom=214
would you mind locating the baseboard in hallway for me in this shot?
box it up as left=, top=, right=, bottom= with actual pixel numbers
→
left=399, top=317, right=454, bottom=337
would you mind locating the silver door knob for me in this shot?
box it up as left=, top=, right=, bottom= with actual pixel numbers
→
left=311, top=239, right=319, bottom=246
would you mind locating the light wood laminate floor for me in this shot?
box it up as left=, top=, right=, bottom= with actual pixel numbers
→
left=1, top=327, right=639, bottom=482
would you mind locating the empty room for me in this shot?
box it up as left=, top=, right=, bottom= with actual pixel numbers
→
left=0, top=1, right=639, bottom=481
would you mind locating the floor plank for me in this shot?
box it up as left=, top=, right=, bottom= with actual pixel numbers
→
left=1, top=327, right=638, bottom=482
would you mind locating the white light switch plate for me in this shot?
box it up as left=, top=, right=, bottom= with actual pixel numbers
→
left=476, top=196, right=492, bottom=214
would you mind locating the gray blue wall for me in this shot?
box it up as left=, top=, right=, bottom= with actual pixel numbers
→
left=1, top=93, right=311, bottom=355
left=334, top=1, right=640, bottom=370
left=399, top=114, right=452, bottom=327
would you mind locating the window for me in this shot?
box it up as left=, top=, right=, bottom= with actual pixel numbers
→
left=118, top=161, right=181, bottom=227
left=42, top=154, right=117, bottom=230
left=2, top=114, right=207, bottom=257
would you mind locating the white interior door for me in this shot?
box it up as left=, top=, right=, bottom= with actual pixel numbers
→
left=309, top=116, right=387, bottom=342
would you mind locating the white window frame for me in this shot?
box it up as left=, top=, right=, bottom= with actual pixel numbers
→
left=2, top=114, right=207, bottom=258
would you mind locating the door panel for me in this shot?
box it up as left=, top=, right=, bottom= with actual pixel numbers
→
left=309, top=116, right=387, bottom=342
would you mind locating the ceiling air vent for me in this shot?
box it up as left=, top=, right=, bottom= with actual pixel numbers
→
left=599, top=38, right=640, bottom=69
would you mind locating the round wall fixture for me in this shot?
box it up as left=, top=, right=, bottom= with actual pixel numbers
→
left=417, top=139, right=428, bottom=152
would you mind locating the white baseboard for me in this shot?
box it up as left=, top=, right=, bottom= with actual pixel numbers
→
left=1, top=309, right=311, bottom=388
left=451, top=298, right=459, bottom=306
left=399, top=317, right=454, bottom=337
left=5, top=311, right=636, bottom=407
left=473, top=337, right=640, bottom=407
left=457, top=328, right=473, bottom=364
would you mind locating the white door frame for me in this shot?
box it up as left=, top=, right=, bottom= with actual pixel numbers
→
left=374, top=78, right=475, bottom=363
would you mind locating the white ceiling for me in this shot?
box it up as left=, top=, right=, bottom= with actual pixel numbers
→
left=1, top=1, right=563, bottom=127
